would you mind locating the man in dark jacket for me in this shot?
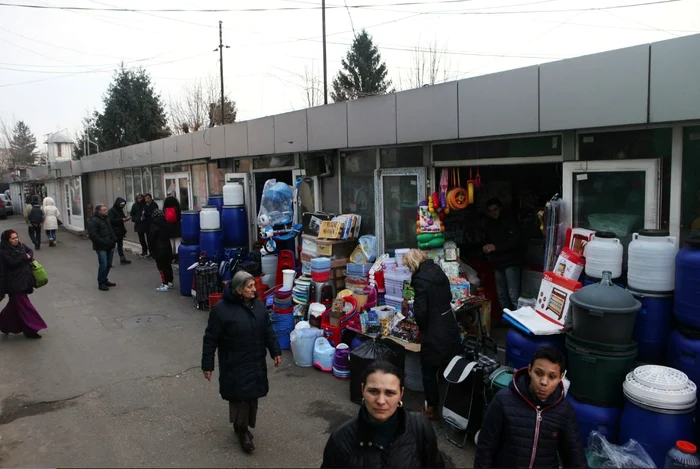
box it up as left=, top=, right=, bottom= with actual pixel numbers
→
left=474, top=347, right=587, bottom=469
left=140, top=193, right=159, bottom=258
left=130, top=194, right=149, bottom=258
left=107, top=197, right=132, bottom=266
left=87, top=204, right=117, bottom=291
left=483, top=197, right=523, bottom=313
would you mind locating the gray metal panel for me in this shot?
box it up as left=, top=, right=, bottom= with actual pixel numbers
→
left=347, top=94, right=397, bottom=147
left=247, top=116, right=275, bottom=156
left=163, top=135, right=178, bottom=164
left=209, top=125, right=227, bottom=159
left=151, top=139, right=165, bottom=165
left=398, top=82, right=458, bottom=143
left=307, top=102, right=348, bottom=150
left=80, top=156, right=93, bottom=173
left=225, top=122, right=248, bottom=158
left=133, top=143, right=151, bottom=167
left=540, top=44, right=650, bottom=131
left=274, top=110, right=308, bottom=153
left=192, top=129, right=212, bottom=159
left=121, top=146, right=136, bottom=168
left=459, top=66, right=539, bottom=138
left=649, top=34, right=700, bottom=123
left=175, top=134, right=193, bottom=162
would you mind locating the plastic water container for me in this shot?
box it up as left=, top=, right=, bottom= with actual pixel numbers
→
left=199, top=206, right=220, bottom=230
left=506, top=328, right=566, bottom=370
left=628, top=229, right=678, bottom=293
left=207, top=196, right=224, bottom=213
left=199, top=229, right=223, bottom=263
left=181, top=210, right=200, bottom=245
left=290, top=327, right=322, bottom=367
left=221, top=206, right=248, bottom=248
left=178, top=243, right=199, bottom=296
left=567, top=395, right=621, bottom=446
left=675, top=234, right=700, bottom=330
left=223, top=182, right=245, bottom=206
left=665, top=441, right=700, bottom=468
left=629, top=289, right=673, bottom=364
left=584, top=232, right=623, bottom=280
left=667, top=327, right=700, bottom=388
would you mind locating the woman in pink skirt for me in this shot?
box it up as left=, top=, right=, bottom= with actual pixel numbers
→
left=0, top=229, right=47, bottom=339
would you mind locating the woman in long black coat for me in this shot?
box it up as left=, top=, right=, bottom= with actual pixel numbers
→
left=403, top=248, right=462, bottom=421
left=148, top=209, right=174, bottom=292
left=201, top=270, right=282, bottom=454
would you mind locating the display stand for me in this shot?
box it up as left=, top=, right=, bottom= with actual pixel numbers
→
left=347, top=327, right=421, bottom=353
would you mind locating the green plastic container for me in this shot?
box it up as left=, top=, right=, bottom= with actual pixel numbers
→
left=566, top=333, right=637, bottom=407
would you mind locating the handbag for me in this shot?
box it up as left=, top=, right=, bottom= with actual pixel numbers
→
left=57, top=218, right=63, bottom=226
left=31, top=260, right=48, bottom=288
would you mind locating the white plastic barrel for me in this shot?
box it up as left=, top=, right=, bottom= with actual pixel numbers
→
left=584, top=232, right=623, bottom=279
left=199, top=206, right=220, bottom=230
left=223, top=182, right=245, bottom=206
left=628, top=230, right=678, bottom=293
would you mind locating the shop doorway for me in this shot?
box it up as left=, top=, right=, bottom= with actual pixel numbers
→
left=292, top=169, right=321, bottom=224
left=164, top=172, right=192, bottom=211
left=375, top=167, right=426, bottom=255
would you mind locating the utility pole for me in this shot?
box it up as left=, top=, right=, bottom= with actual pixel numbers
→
left=322, top=0, right=328, bottom=104
left=214, top=21, right=230, bottom=126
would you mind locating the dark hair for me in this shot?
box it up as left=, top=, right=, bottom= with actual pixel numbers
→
left=530, top=347, right=566, bottom=373
left=31, top=195, right=39, bottom=204
left=144, top=193, right=152, bottom=199
left=362, top=360, right=404, bottom=388
left=1, top=229, right=17, bottom=243
left=486, top=197, right=502, bottom=209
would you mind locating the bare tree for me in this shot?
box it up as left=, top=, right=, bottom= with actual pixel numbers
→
left=0, top=115, right=16, bottom=170
left=400, top=38, right=453, bottom=90
left=168, top=74, right=237, bottom=135
left=302, top=65, right=324, bottom=108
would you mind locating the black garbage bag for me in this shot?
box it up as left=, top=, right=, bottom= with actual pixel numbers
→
left=349, top=337, right=407, bottom=404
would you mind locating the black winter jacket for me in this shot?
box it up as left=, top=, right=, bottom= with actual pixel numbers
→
left=148, top=216, right=173, bottom=261
left=201, top=284, right=281, bottom=401
left=474, top=368, right=587, bottom=469
left=483, top=211, right=523, bottom=269
left=321, top=407, right=445, bottom=468
left=162, top=196, right=182, bottom=239
left=411, top=259, right=462, bottom=367
left=87, top=214, right=117, bottom=251
left=0, top=242, right=35, bottom=296
left=107, top=197, right=128, bottom=238
left=130, top=199, right=145, bottom=233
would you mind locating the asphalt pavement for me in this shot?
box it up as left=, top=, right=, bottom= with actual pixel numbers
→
left=0, top=215, right=476, bottom=468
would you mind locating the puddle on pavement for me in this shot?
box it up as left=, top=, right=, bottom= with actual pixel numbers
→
left=307, top=400, right=353, bottom=433
left=0, top=394, right=77, bottom=425
left=120, top=314, right=168, bottom=329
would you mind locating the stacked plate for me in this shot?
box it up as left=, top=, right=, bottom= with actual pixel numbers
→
left=623, top=365, right=697, bottom=411
left=273, top=288, right=294, bottom=313
left=293, top=274, right=312, bottom=305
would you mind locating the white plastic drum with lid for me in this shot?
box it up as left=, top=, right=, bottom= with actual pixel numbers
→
left=628, top=229, right=678, bottom=293
left=199, top=206, right=221, bottom=230
left=584, top=231, right=623, bottom=279
left=223, top=182, right=245, bottom=206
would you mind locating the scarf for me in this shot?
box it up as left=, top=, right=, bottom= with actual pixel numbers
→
left=0, top=239, right=26, bottom=261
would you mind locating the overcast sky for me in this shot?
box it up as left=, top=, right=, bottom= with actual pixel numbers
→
left=1, top=0, right=699, bottom=148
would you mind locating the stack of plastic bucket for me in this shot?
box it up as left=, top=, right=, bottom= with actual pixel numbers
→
left=310, top=257, right=331, bottom=282
left=272, top=288, right=294, bottom=349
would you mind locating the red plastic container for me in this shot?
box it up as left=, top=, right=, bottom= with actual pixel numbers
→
left=311, top=270, right=330, bottom=282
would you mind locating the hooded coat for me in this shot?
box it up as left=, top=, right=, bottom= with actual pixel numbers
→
left=474, top=367, right=587, bottom=468
left=411, top=259, right=462, bottom=367
left=201, top=283, right=281, bottom=402
left=41, top=197, right=60, bottom=231
left=0, top=236, right=35, bottom=296
left=147, top=209, right=173, bottom=261
left=162, top=195, right=182, bottom=239
left=108, top=197, right=128, bottom=239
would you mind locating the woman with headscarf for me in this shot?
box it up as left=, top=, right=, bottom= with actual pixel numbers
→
left=0, top=229, right=47, bottom=339
left=202, top=270, right=282, bottom=454
left=148, top=209, right=174, bottom=292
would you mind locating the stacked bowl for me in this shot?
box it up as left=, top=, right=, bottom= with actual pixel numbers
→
left=272, top=288, right=295, bottom=349
left=310, top=257, right=331, bottom=283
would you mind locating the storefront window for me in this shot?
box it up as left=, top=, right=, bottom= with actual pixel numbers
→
left=124, top=168, right=134, bottom=212
left=341, top=150, right=376, bottom=236
left=191, top=163, right=208, bottom=210
left=433, top=135, right=562, bottom=162
left=142, top=167, right=153, bottom=198
left=253, top=154, right=294, bottom=169
left=380, top=146, right=423, bottom=168
left=207, top=162, right=227, bottom=196
left=152, top=166, right=163, bottom=201
left=133, top=169, right=143, bottom=197
left=681, top=126, right=700, bottom=245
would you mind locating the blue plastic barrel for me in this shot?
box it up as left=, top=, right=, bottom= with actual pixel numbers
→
left=199, top=229, right=223, bottom=263
left=177, top=244, right=199, bottom=296
left=567, top=395, right=621, bottom=446
left=505, top=328, right=566, bottom=370
left=630, top=289, right=673, bottom=364
left=221, top=205, right=249, bottom=248
left=181, top=210, right=200, bottom=245
left=675, top=237, right=700, bottom=330
left=207, top=196, right=224, bottom=213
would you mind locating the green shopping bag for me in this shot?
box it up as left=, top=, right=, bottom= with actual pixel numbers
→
left=31, top=260, right=48, bottom=288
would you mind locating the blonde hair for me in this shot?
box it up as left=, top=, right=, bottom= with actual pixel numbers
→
left=402, top=248, right=428, bottom=273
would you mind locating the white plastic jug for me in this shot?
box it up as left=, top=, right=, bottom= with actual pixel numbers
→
left=584, top=232, right=623, bottom=279
left=199, top=206, right=220, bottom=230
left=223, top=182, right=245, bottom=206
left=628, top=230, right=678, bottom=293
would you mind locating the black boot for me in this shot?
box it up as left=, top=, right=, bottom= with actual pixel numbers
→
left=23, top=331, right=42, bottom=339
left=120, top=258, right=132, bottom=265
left=236, top=428, right=254, bottom=454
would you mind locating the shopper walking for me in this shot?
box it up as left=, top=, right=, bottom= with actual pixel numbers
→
left=474, top=347, right=587, bottom=468
left=201, top=271, right=282, bottom=454
left=163, top=191, right=182, bottom=264
left=321, top=360, right=445, bottom=468
left=41, top=196, right=61, bottom=247
left=108, top=197, right=132, bottom=266
left=87, top=204, right=117, bottom=292
left=0, top=229, right=47, bottom=339
left=148, top=209, right=174, bottom=292
left=403, top=248, right=462, bottom=421
left=24, top=195, right=44, bottom=250
left=130, top=194, right=149, bottom=257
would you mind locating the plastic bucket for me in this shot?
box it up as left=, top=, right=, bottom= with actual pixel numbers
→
left=209, top=293, right=223, bottom=308
left=311, top=270, right=330, bottom=282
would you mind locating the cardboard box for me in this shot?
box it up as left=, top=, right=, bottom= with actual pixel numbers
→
left=301, top=234, right=356, bottom=258
left=535, top=272, right=582, bottom=327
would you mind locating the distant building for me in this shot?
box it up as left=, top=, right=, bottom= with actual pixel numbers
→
left=45, top=130, right=74, bottom=163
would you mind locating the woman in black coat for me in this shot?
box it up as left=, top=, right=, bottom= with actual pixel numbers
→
left=148, top=209, right=174, bottom=292
left=162, top=192, right=182, bottom=263
left=474, top=347, right=587, bottom=468
left=321, top=360, right=445, bottom=468
left=201, top=270, right=282, bottom=454
left=402, top=248, right=461, bottom=421
left=0, top=229, right=47, bottom=338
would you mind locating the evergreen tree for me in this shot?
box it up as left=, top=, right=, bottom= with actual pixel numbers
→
left=94, top=64, right=170, bottom=151
left=73, top=114, right=100, bottom=159
left=9, top=120, right=37, bottom=167
left=331, top=30, right=392, bottom=102
left=208, top=97, right=237, bottom=127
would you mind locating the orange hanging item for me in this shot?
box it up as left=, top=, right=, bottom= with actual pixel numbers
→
left=447, top=168, right=469, bottom=210
left=467, top=168, right=475, bottom=205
